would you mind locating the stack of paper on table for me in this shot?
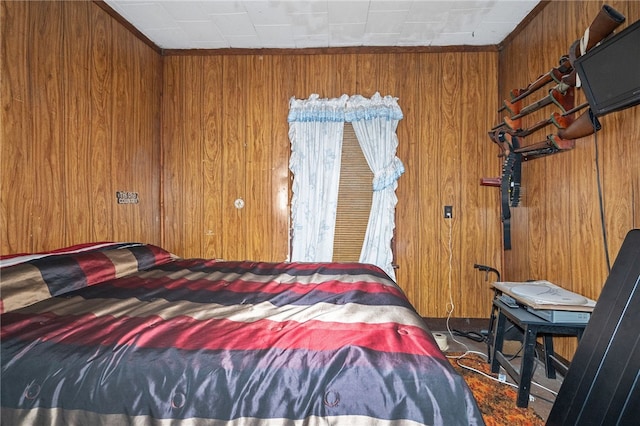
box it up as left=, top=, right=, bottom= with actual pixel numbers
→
left=492, top=280, right=596, bottom=312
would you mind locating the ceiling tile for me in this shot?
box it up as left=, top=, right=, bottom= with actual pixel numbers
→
left=178, top=20, right=225, bottom=42
left=210, top=13, right=256, bottom=36
left=369, top=1, right=412, bottom=12
left=243, top=1, right=293, bottom=25
left=400, top=21, right=446, bottom=44
left=196, top=1, right=247, bottom=14
left=254, top=24, right=296, bottom=47
left=115, top=2, right=176, bottom=30
left=328, top=1, right=370, bottom=25
left=366, top=10, right=409, bottom=34
left=407, top=1, right=454, bottom=23
left=225, top=34, right=262, bottom=48
left=159, top=1, right=208, bottom=21
left=145, top=27, right=191, bottom=48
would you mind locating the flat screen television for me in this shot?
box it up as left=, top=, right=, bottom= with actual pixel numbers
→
left=574, top=18, right=640, bottom=116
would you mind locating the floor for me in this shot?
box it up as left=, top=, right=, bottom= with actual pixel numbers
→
left=433, top=328, right=564, bottom=422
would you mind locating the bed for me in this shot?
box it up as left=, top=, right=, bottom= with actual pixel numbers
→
left=1, top=242, right=484, bottom=425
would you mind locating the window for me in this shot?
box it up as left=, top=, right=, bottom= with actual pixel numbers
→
left=288, top=93, right=403, bottom=279
left=333, top=123, right=373, bottom=261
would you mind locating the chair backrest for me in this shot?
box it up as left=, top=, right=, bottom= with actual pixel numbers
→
left=546, top=229, right=640, bottom=425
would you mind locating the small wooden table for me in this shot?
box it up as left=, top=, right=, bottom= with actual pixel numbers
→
left=490, top=299, right=587, bottom=407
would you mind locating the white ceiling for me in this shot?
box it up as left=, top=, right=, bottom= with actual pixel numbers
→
left=104, top=0, right=541, bottom=50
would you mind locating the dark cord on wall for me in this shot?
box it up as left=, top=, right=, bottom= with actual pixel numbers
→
left=594, top=131, right=611, bottom=273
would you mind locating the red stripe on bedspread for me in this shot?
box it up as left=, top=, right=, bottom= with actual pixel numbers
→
left=0, top=242, right=114, bottom=261
left=75, top=252, right=117, bottom=285
left=2, top=312, right=443, bottom=358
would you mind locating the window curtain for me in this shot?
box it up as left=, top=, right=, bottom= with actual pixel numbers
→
left=346, top=93, right=404, bottom=280
left=288, top=93, right=404, bottom=281
left=288, top=94, right=348, bottom=262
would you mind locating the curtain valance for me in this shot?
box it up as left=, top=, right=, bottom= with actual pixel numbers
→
left=288, top=93, right=403, bottom=123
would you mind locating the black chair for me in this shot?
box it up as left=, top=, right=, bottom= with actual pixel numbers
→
left=546, top=229, right=640, bottom=425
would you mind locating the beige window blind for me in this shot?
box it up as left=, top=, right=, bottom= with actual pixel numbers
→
left=333, top=123, right=373, bottom=262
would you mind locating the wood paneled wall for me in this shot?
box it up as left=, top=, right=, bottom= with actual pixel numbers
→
left=1, top=1, right=162, bottom=253
left=498, top=1, right=640, bottom=356
left=162, top=51, right=503, bottom=318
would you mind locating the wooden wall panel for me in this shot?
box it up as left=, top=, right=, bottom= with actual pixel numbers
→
left=1, top=1, right=32, bottom=251
left=498, top=1, right=640, bottom=357
left=88, top=2, right=114, bottom=242
left=162, top=56, right=199, bottom=257
left=269, top=55, right=296, bottom=259
left=500, top=15, right=533, bottom=280
left=436, top=52, right=463, bottom=317
left=220, top=56, right=248, bottom=261
left=1, top=1, right=162, bottom=253
left=180, top=57, right=205, bottom=257
left=414, top=53, right=443, bottom=317
left=459, top=52, right=502, bottom=316
left=64, top=1, right=92, bottom=243
left=159, top=57, right=179, bottom=254
left=31, top=1, right=64, bottom=252
left=542, top=2, right=573, bottom=288
left=162, top=50, right=502, bottom=318
left=395, top=54, right=422, bottom=308
left=202, top=56, right=225, bottom=258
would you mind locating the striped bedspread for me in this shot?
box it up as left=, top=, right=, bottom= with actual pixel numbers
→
left=1, top=244, right=483, bottom=425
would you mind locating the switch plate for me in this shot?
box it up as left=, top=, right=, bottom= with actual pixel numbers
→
left=444, top=205, right=453, bottom=219
left=116, top=191, right=139, bottom=204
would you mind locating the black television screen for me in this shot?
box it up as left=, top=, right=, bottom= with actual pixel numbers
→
left=574, top=18, right=640, bottom=116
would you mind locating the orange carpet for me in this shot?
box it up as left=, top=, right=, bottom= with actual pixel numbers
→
left=449, top=353, right=545, bottom=426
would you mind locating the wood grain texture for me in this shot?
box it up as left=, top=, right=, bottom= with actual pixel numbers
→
left=202, top=56, right=225, bottom=259
left=1, top=0, right=31, bottom=252
left=1, top=0, right=162, bottom=253
left=161, top=50, right=502, bottom=318
left=395, top=53, right=421, bottom=308
left=11, top=0, right=635, bottom=328
left=63, top=1, right=92, bottom=246
left=221, top=56, right=248, bottom=261
left=498, top=1, right=640, bottom=358
left=31, top=0, right=64, bottom=252
left=89, top=1, right=114, bottom=243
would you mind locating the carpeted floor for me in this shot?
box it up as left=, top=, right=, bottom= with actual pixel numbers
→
left=449, top=353, right=545, bottom=426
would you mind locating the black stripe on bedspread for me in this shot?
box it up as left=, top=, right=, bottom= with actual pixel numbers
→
left=1, top=336, right=470, bottom=424
left=64, top=278, right=408, bottom=309
left=156, top=260, right=395, bottom=282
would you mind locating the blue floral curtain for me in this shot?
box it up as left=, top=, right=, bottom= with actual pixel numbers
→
left=288, top=93, right=404, bottom=280
left=346, top=93, right=404, bottom=280
left=288, top=94, right=348, bottom=261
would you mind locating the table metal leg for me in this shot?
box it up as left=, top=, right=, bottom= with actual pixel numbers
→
left=516, top=325, right=538, bottom=408
left=543, top=334, right=556, bottom=379
left=491, top=311, right=506, bottom=374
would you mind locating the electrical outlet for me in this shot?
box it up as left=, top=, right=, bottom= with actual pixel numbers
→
left=444, top=205, right=453, bottom=219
